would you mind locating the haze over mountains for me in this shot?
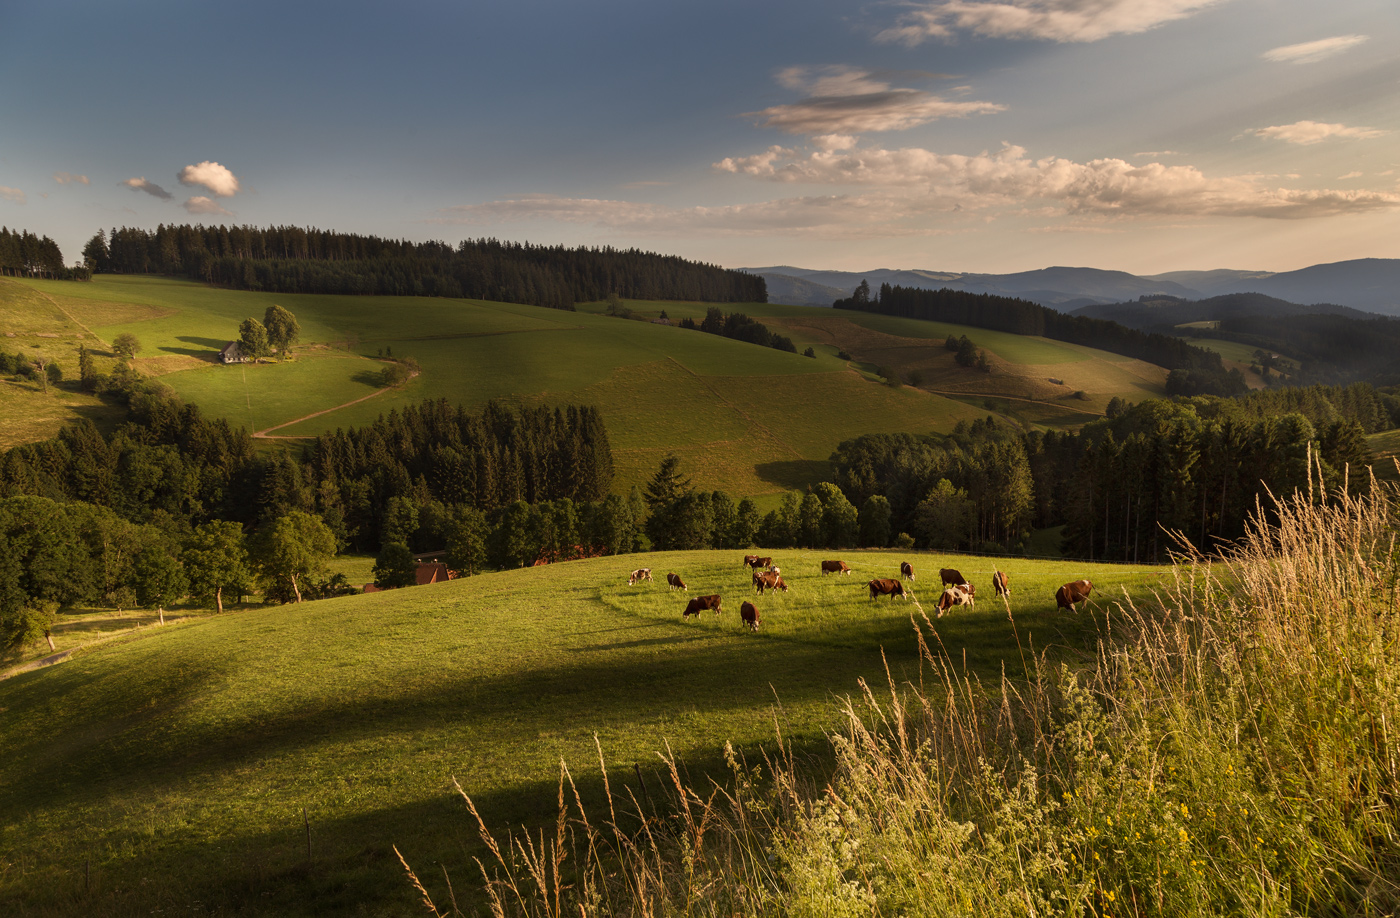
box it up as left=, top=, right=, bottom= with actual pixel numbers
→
left=750, top=258, right=1400, bottom=317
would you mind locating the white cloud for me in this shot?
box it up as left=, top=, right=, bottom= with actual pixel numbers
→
left=813, top=134, right=859, bottom=152
left=877, top=0, right=1227, bottom=45
left=178, top=161, right=240, bottom=197
left=1262, top=34, right=1368, bottom=64
left=747, top=66, right=1003, bottom=135
left=714, top=142, right=1400, bottom=219
left=434, top=145, right=1399, bottom=241
left=1135, top=150, right=1182, bottom=157
left=122, top=177, right=173, bottom=200
left=1339, top=171, right=1363, bottom=180
left=183, top=196, right=234, bottom=216
left=0, top=186, right=26, bottom=205
left=53, top=172, right=89, bottom=185
left=1254, top=121, right=1388, bottom=145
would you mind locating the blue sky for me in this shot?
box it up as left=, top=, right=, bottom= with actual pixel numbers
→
left=2, top=0, right=1397, bottom=274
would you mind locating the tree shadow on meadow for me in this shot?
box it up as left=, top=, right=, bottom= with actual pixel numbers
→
left=754, top=458, right=831, bottom=491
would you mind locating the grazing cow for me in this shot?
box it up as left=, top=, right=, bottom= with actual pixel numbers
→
left=682, top=594, right=722, bottom=618
left=740, top=601, right=760, bottom=632
left=627, top=568, right=652, bottom=585
left=868, top=578, right=906, bottom=600
left=754, top=571, right=788, bottom=594
left=937, top=585, right=975, bottom=617
left=746, top=556, right=773, bottom=570
left=939, top=568, right=968, bottom=587
left=1055, top=579, right=1093, bottom=612
left=992, top=570, right=1010, bottom=598
left=900, top=561, right=915, bottom=581
left=667, top=572, right=687, bottom=591
left=743, top=555, right=760, bottom=567
left=821, top=559, right=851, bottom=575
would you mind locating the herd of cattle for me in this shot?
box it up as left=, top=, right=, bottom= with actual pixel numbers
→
left=625, top=557, right=1095, bottom=631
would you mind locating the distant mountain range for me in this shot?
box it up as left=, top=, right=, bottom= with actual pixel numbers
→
left=747, top=258, right=1400, bottom=317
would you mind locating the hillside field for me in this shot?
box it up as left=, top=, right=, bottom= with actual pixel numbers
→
left=10, top=278, right=1171, bottom=500
left=598, top=300, right=1171, bottom=426
left=0, top=548, right=1168, bottom=916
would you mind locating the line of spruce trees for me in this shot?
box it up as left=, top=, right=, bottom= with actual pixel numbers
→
left=80, top=225, right=766, bottom=310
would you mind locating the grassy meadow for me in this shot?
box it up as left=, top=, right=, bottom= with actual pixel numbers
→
left=0, top=277, right=129, bottom=448
left=9, top=277, right=1173, bottom=499
left=0, top=548, right=1168, bottom=915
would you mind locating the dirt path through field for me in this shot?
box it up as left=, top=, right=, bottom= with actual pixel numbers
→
left=33, top=287, right=104, bottom=345
left=251, top=366, right=420, bottom=439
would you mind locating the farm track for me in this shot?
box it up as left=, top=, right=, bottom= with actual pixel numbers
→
left=251, top=366, right=420, bottom=439
left=32, top=286, right=104, bottom=345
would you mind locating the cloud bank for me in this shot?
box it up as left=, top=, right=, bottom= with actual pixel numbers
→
left=53, top=172, right=89, bottom=185
left=122, top=177, right=173, bottom=200
left=713, top=142, right=1400, bottom=219
left=746, top=66, right=1003, bottom=135
left=434, top=142, right=1399, bottom=240
left=1262, top=34, right=1368, bottom=64
left=1254, top=121, right=1388, bottom=145
left=877, top=0, right=1227, bottom=45
left=178, top=161, right=240, bottom=197
left=183, top=196, right=234, bottom=216
left=0, top=186, right=26, bottom=205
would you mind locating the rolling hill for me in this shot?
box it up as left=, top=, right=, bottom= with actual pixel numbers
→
left=8, top=277, right=1173, bottom=500
left=749, top=258, right=1400, bottom=316
left=0, top=547, right=1171, bottom=915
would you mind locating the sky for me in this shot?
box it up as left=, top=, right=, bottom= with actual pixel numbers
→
left=1, top=0, right=1397, bottom=275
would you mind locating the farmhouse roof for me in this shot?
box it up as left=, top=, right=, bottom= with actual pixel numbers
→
left=415, top=562, right=455, bottom=585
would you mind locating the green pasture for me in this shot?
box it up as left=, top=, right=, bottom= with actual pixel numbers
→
left=0, top=549, right=1168, bottom=916
left=1185, top=337, right=1265, bottom=365
left=12, top=279, right=988, bottom=498
left=0, top=278, right=129, bottom=447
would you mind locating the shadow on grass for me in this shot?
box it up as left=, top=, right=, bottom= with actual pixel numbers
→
left=177, top=336, right=231, bottom=349
left=6, top=730, right=840, bottom=918
left=754, top=458, right=830, bottom=491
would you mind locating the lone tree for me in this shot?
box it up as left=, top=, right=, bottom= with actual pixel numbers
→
left=251, top=510, right=337, bottom=603
left=112, top=333, right=142, bottom=359
left=263, top=304, right=301, bottom=360
left=238, top=318, right=270, bottom=363
left=372, top=542, right=418, bottom=589
left=182, top=521, right=252, bottom=613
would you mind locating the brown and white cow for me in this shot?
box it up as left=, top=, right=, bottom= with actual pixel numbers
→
left=740, top=601, right=759, bottom=632
left=937, top=585, right=975, bottom=617
left=743, top=554, right=760, bottom=567
left=868, top=578, right=906, bottom=600
left=900, top=561, right=915, bottom=581
left=992, top=570, right=1010, bottom=598
left=682, top=594, right=722, bottom=618
left=821, top=559, right=851, bottom=575
left=1055, top=579, right=1093, bottom=612
left=754, top=571, right=788, bottom=594
left=627, top=568, right=652, bottom=585
left=939, top=568, right=968, bottom=587
left=746, top=556, right=773, bottom=570
left=667, top=572, right=687, bottom=591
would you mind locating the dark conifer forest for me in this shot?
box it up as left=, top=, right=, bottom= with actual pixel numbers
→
left=81, top=225, right=766, bottom=310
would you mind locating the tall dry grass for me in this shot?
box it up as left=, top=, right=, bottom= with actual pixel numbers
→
left=400, top=466, right=1400, bottom=917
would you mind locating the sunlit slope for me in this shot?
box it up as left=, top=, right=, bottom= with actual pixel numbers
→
left=0, top=277, right=128, bottom=447
left=16, top=277, right=987, bottom=497
left=0, top=549, right=1168, bottom=915
left=614, top=300, right=1173, bottom=426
